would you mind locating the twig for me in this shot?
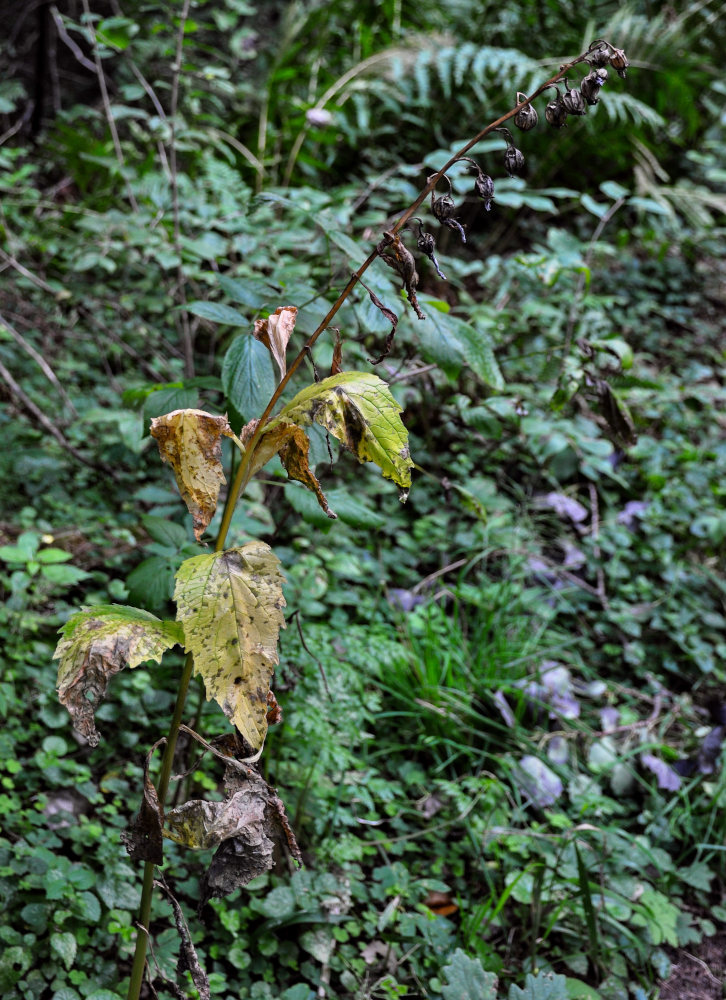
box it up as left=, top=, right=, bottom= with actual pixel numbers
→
left=0, top=356, right=116, bottom=475
left=0, top=310, right=78, bottom=416
left=168, top=0, right=195, bottom=379
left=587, top=481, right=607, bottom=605
left=80, top=0, right=139, bottom=211
left=50, top=4, right=97, bottom=71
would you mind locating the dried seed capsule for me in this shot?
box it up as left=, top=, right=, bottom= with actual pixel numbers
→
left=586, top=40, right=610, bottom=69
left=545, top=86, right=568, bottom=128
left=581, top=68, right=608, bottom=106
left=428, top=174, right=467, bottom=243
left=474, top=171, right=495, bottom=210
left=609, top=46, right=629, bottom=79
left=562, top=78, right=587, bottom=116
left=495, top=127, right=525, bottom=177
left=514, top=92, right=538, bottom=131
left=432, top=192, right=455, bottom=221
left=411, top=218, right=446, bottom=280
left=504, top=145, right=525, bottom=177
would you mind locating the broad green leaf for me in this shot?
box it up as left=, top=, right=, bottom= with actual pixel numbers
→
left=442, top=949, right=498, bottom=999
left=143, top=386, right=199, bottom=435
left=54, top=605, right=184, bottom=747
left=272, top=371, right=412, bottom=498
left=217, top=274, right=275, bottom=310
left=455, top=322, right=505, bottom=389
left=508, top=972, right=570, bottom=1000
left=222, top=334, right=277, bottom=421
left=174, top=543, right=286, bottom=751
left=36, top=548, right=73, bottom=564
left=150, top=409, right=233, bottom=541
left=51, top=931, right=77, bottom=971
left=141, top=514, right=189, bottom=549
left=187, top=300, right=248, bottom=325
left=41, top=564, right=91, bottom=585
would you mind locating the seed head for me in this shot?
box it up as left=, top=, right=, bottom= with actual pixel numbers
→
left=562, top=79, right=587, bottom=116
left=609, top=47, right=629, bottom=79
left=581, top=68, right=608, bottom=106
left=514, top=92, right=538, bottom=132
left=545, top=86, right=568, bottom=128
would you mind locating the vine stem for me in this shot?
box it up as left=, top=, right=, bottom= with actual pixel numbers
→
left=126, top=45, right=595, bottom=998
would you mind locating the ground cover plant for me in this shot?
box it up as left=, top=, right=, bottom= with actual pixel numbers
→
left=1, top=2, right=725, bottom=999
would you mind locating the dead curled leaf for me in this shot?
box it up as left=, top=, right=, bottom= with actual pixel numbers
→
left=121, top=738, right=166, bottom=864
left=241, top=418, right=337, bottom=518
left=254, top=305, right=297, bottom=380
left=163, top=765, right=303, bottom=910
left=150, top=409, right=233, bottom=541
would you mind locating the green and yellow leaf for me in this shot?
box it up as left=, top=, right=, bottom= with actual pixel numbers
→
left=174, top=543, right=286, bottom=751
left=269, top=371, right=413, bottom=499
left=54, top=605, right=184, bottom=746
left=150, top=408, right=233, bottom=541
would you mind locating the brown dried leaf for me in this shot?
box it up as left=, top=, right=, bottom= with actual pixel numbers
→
left=331, top=329, right=343, bottom=376
left=254, top=305, right=298, bottom=381
left=358, top=278, right=399, bottom=365
left=121, top=738, right=166, bottom=864
left=165, top=766, right=301, bottom=909
left=150, top=409, right=233, bottom=541
left=155, top=875, right=210, bottom=1000
left=241, top=419, right=337, bottom=518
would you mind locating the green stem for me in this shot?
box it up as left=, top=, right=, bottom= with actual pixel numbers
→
left=126, top=652, right=195, bottom=999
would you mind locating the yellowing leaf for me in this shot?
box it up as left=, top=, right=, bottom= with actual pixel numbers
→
left=54, top=605, right=184, bottom=746
left=270, top=371, right=413, bottom=499
left=254, top=305, right=297, bottom=380
left=174, top=544, right=286, bottom=751
left=150, top=409, right=232, bottom=541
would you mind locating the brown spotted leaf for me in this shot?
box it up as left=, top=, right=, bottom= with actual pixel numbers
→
left=173, top=544, right=286, bottom=752
left=150, top=409, right=233, bottom=541
left=54, top=606, right=184, bottom=747
left=268, top=371, right=413, bottom=499
left=254, top=306, right=298, bottom=381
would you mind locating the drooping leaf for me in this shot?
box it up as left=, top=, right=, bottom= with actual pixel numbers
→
left=165, top=788, right=269, bottom=850
left=441, top=949, right=498, bottom=999
left=155, top=876, right=210, bottom=1000
left=241, top=419, right=336, bottom=518
left=253, top=305, right=297, bottom=380
left=271, top=371, right=413, bottom=499
left=197, top=766, right=301, bottom=907
left=222, top=334, right=277, bottom=421
left=54, top=606, right=184, bottom=747
left=120, top=738, right=166, bottom=864
left=187, top=300, right=248, bottom=325
left=150, top=409, right=233, bottom=541
left=173, top=544, right=286, bottom=751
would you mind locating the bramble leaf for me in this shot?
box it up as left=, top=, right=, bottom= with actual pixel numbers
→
left=54, top=605, right=184, bottom=747
left=442, top=949, right=498, bottom=999
left=150, top=409, right=233, bottom=541
left=174, top=544, right=286, bottom=751
left=270, top=371, right=413, bottom=499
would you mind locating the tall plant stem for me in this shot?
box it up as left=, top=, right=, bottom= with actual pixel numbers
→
left=215, top=51, right=590, bottom=553
left=126, top=652, right=195, bottom=1000
left=127, top=46, right=597, bottom=997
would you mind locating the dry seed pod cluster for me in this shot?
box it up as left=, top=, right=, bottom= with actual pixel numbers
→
left=374, top=39, right=629, bottom=331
